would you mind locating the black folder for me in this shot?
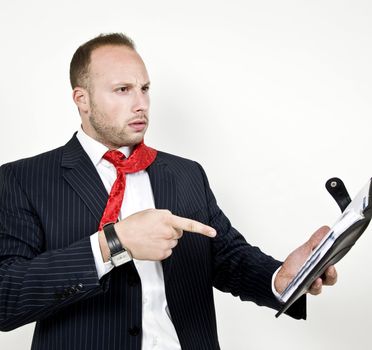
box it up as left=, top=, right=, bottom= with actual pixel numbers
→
left=275, top=177, right=372, bottom=318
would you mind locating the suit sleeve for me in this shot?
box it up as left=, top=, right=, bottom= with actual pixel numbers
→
left=0, top=164, right=107, bottom=331
left=195, top=163, right=306, bottom=320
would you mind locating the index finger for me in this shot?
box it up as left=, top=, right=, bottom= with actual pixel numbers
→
left=170, top=214, right=217, bottom=237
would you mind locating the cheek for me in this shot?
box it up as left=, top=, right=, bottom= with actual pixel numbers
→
left=91, top=90, right=137, bottom=124
left=95, top=96, right=130, bottom=122
left=109, top=103, right=132, bottom=125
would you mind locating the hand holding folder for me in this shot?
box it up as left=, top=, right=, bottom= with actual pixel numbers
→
left=275, top=178, right=372, bottom=318
left=274, top=226, right=338, bottom=299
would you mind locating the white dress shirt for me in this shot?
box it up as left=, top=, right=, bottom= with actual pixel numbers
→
left=76, top=128, right=181, bottom=350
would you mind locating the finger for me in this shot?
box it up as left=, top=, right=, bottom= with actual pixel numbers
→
left=308, top=226, right=331, bottom=250
left=170, top=215, right=216, bottom=237
left=163, top=249, right=173, bottom=260
left=308, top=277, right=323, bottom=295
left=167, top=228, right=182, bottom=240
left=169, top=239, right=178, bottom=249
left=322, top=265, right=337, bottom=286
left=174, top=228, right=183, bottom=239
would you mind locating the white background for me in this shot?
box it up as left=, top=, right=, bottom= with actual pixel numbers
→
left=1, top=1, right=372, bottom=349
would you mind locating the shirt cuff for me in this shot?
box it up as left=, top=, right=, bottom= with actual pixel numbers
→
left=90, top=231, right=114, bottom=280
left=271, top=266, right=284, bottom=303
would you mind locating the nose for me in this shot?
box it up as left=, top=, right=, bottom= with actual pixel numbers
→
left=132, top=89, right=149, bottom=113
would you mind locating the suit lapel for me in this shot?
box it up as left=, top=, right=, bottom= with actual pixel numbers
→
left=147, top=153, right=178, bottom=280
left=61, top=134, right=108, bottom=224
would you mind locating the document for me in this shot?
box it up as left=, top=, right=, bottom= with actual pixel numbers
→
left=276, top=178, right=372, bottom=317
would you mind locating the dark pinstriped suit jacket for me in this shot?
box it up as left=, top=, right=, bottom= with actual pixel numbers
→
left=0, top=134, right=305, bottom=349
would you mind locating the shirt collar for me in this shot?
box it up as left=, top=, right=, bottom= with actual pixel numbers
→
left=76, top=126, right=132, bottom=167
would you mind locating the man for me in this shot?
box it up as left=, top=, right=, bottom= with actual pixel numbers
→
left=0, top=33, right=337, bottom=350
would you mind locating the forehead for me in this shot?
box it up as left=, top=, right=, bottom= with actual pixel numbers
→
left=89, top=45, right=149, bottom=83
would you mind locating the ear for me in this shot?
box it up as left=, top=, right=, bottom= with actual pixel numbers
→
left=72, top=87, right=90, bottom=114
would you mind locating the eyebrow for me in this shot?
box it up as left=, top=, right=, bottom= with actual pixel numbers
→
left=113, top=81, right=151, bottom=87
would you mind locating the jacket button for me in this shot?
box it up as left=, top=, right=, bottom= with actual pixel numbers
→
left=128, top=326, right=141, bottom=336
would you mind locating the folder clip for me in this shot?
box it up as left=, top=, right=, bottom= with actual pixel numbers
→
left=325, top=177, right=352, bottom=213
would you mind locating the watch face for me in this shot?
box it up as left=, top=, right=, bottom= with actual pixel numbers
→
left=111, top=251, right=132, bottom=267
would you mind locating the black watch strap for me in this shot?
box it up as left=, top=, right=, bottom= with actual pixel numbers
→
left=103, top=223, right=132, bottom=266
left=103, top=223, right=123, bottom=255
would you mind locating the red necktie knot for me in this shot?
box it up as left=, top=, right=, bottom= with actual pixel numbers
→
left=103, top=150, right=126, bottom=169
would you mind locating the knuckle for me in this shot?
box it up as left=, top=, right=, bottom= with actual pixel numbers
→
left=325, top=267, right=337, bottom=285
left=312, top=285, right=322, bottom=295
left=164, top=228, right=174, bottom=239
left=326, top=276, right=337, bottom=286
left=188, top=220, right=196, bottom=232
left=162, top=209, right=172, bottom=216
left=143, top=208, right=155, bottom=216
left=331, top=268, right=338, bottom=279
left=160, top=209, right=172, bottom=223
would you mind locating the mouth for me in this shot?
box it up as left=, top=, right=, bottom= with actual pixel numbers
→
left=128, top=119, right=147, bottom=132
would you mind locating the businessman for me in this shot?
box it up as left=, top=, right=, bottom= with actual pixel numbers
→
left=0, top=33, right=337, bottom=350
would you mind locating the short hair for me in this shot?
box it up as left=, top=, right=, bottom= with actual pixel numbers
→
left=69, top=33, right=136, bottom=89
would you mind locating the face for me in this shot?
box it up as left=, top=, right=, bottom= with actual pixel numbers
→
left=75, top=45, right=150, bottom=148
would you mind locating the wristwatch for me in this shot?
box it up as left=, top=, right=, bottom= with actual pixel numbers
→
left=102, top=223, right=132, bottom=267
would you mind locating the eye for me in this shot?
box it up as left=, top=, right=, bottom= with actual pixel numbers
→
left=142, top=85, right=150, bottom=93
left=116, top=86, right=129, bottom=93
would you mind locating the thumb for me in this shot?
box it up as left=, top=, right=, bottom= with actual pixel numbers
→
left=308, top=225, right=330, bottom=250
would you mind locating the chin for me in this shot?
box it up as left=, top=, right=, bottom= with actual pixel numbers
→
left=113, top=134, right=144, bottom=148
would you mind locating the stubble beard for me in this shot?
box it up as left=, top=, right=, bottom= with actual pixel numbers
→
left=89, top=104, right=147, bottom=148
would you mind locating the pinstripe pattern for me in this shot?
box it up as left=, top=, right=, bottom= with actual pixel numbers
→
left=0, top=134, right=305, bottom=350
